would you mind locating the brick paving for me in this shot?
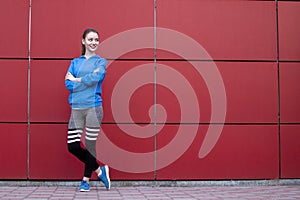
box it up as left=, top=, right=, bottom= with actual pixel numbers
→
left=0, top=185, right=300, bottom=200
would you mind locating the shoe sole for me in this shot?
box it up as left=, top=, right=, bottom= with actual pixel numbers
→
left=79, top=189, right=90, bottom=192
left=104, top=165, right=111, bottom=190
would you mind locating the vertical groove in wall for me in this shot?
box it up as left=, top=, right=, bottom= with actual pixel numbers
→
left=153, top=0, right=157, bottom=181
left=27, top=0, right=32, bottom=179
left=275, top=0, right=281, bottom=178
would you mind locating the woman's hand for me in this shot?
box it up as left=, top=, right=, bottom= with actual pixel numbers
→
left=65, top=72, right=81, bottom=82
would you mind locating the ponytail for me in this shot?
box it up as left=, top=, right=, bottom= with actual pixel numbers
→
left=81, top=44, right=86, bottom=55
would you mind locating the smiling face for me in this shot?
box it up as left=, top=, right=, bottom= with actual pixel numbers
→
left=82, top=31, right=99, bottom=54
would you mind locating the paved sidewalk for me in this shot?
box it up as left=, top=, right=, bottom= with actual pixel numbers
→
left=0, top=185, right=300, bottom=200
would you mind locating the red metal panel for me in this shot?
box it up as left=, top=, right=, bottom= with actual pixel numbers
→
left=30, top=60, right=70, bottom=122
left=156, top=1, right=276, bottom=60
left=0, top=60, right=28, bottom=122
left=102, top=60, right=154, bottom=123
left=0, top=0, right=28, bottom=58
left=98, top=124, right=155, bottom=180
left=280, top=125, right=300, bottom=178
left=0, top=124, right=27, bottom=179
left=31, top=0, right=154, bottom=59
left=29, top=124, right=83, bottom=180
left=280, top=63, right=300, bottom=123
left=278, top=2, right=300, bottom=61
left=219, top=62, right=278, bottom=123
left=156, top=125, right=279, bottom=180
left=156, top=61, right=278, bottom=123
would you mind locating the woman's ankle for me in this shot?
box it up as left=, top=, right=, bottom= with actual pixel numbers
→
left=83, top=177, right=90, bottom=182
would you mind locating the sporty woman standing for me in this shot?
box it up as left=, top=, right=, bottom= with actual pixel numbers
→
left=65, top=28, right=110, bottom=192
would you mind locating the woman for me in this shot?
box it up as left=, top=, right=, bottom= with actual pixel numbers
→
left=65, top=28, right=110, bottom=192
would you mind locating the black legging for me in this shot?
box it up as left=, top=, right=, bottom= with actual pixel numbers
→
left=68, top=140, right=99, bottom=178
left=67, top=106, right=103, bottom=178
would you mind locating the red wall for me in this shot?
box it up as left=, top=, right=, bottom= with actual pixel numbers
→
left=0, top=0, right=299, bottom=180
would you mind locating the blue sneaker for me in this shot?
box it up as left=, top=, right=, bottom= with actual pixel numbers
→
left=79, top=180, right=90, bottom=192
left=98, top=165, right=111, bottom=190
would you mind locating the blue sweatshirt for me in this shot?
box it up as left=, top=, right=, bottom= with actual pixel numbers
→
left=65, top=55, right=107, bottom=109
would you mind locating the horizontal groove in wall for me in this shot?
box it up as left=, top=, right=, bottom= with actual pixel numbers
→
left=1, top=58, right=299, bottom=63
left=2, top=121, right=298, bottom=125
left=0, top=122, right=29, bottom=124
left=0, top=57, right=29, bottom=60
left=278, top=60, right=300, bottom=63
left=29, top=58, right=279, bottom=62
left=22, top=122, right=283, bottom=126
left=1, top=57, right=297, bottom=63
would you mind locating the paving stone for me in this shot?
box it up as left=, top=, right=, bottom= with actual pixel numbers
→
left=0, top=185, right=299, bottom=199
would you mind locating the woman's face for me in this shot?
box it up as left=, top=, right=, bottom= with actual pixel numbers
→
left=82, top=31, right=99, bottom=54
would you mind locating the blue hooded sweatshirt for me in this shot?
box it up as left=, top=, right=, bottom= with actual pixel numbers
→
left=65, top=55, right=107, bottom=109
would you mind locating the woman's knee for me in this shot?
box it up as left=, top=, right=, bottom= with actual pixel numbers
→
left=68, top=142, right=81, bottom=154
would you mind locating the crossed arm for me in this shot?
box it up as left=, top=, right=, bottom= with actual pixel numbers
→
left=65, top=72, right=81, bottom=82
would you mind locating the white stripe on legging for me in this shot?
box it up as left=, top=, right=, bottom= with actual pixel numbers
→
left=86, top=127, right=100, bottom=132
left=67, top=138, right=81, bottom=143
left=86, top=132, right=98, bottom=137
left=68, top=130, right=83, bottom=134
left=85, top=136, right=97, bottom=141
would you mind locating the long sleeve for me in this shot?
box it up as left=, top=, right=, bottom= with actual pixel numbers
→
left=80, top=58, right=107, bottom=86
left=65, top=59, right=88, bottom=92
left=65, top=60, right=75, bottom=92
